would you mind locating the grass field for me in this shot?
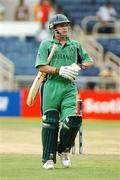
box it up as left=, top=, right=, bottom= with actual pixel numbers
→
left=0, top=118, right=120, bottom=180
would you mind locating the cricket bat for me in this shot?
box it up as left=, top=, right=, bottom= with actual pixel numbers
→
left=26, top=44, right=57, bottom=107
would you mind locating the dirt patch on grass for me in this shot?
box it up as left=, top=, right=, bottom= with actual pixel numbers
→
left=0, top=122, right=120, bottom=155
left=0, top=126, right=42, bottom=154
left=76, top=129, right=120, bottom=155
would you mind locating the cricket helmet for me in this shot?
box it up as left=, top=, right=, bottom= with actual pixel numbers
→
left=49, top=14, right=71, bottom=30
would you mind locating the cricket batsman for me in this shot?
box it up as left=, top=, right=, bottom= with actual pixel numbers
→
left=35, top=14, right=94, bottom=169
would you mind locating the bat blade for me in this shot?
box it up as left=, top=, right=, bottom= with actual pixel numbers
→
left=26, top=44, right=57, bottom=106
left=26, top=71, right=45, bottom=106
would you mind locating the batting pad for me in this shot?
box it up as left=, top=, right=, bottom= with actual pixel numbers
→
left=42, top=109, right=60, bottom=163
left=58, top=115, right=82, bottom=153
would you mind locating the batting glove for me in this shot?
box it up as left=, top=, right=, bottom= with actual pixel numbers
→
left=59, top=63, right=81, bottom=81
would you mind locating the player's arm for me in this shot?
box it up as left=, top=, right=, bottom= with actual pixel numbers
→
left=38, top=64, right=80, bottom=81
left=38, top=65, right=57, bottom=74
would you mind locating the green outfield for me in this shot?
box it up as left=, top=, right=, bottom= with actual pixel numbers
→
left=0, top=118, right=120, bottom=180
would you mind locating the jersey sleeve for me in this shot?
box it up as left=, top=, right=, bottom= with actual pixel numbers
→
left=35, top=40, right=49, bottom=68
left=78, top=43, right=93, bottom=63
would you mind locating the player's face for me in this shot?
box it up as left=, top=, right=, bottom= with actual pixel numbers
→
left=55, top=23, right=70, bottom=37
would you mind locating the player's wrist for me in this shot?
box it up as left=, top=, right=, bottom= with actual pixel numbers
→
left=55, top=68, right=60, bottom=74
left=80, top=64, right=87, bottom=70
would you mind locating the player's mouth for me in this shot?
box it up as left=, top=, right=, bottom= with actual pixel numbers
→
left=62, top=30, right=68, bottom=33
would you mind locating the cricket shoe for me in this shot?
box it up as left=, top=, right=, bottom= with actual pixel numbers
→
left=43, top=160, right=54, bottom=170
left=59, top=152, right=71, bottom=168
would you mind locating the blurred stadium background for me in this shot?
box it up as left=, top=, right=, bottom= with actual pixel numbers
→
left=0, top=0, right=120, bottom=117
left=0, top=0, right=120, bottom=179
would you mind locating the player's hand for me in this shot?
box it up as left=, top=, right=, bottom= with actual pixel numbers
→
left=59, top=63, right=81, bottom=81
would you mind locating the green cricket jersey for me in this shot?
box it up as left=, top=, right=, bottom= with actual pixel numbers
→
left=35, top=36, right=93, bottom=81
left=35, top=36, right=93, bottom=120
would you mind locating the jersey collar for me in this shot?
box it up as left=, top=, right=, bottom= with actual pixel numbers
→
left=50, top=36, right=72, bottom=45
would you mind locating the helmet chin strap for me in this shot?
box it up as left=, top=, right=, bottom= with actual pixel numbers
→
left=53, top=29, right=67, bottom=39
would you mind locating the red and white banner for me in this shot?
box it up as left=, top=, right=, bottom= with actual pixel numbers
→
left=20, top=89, right=120, bottom=120
left=79, top=90, right=120, bottom=120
